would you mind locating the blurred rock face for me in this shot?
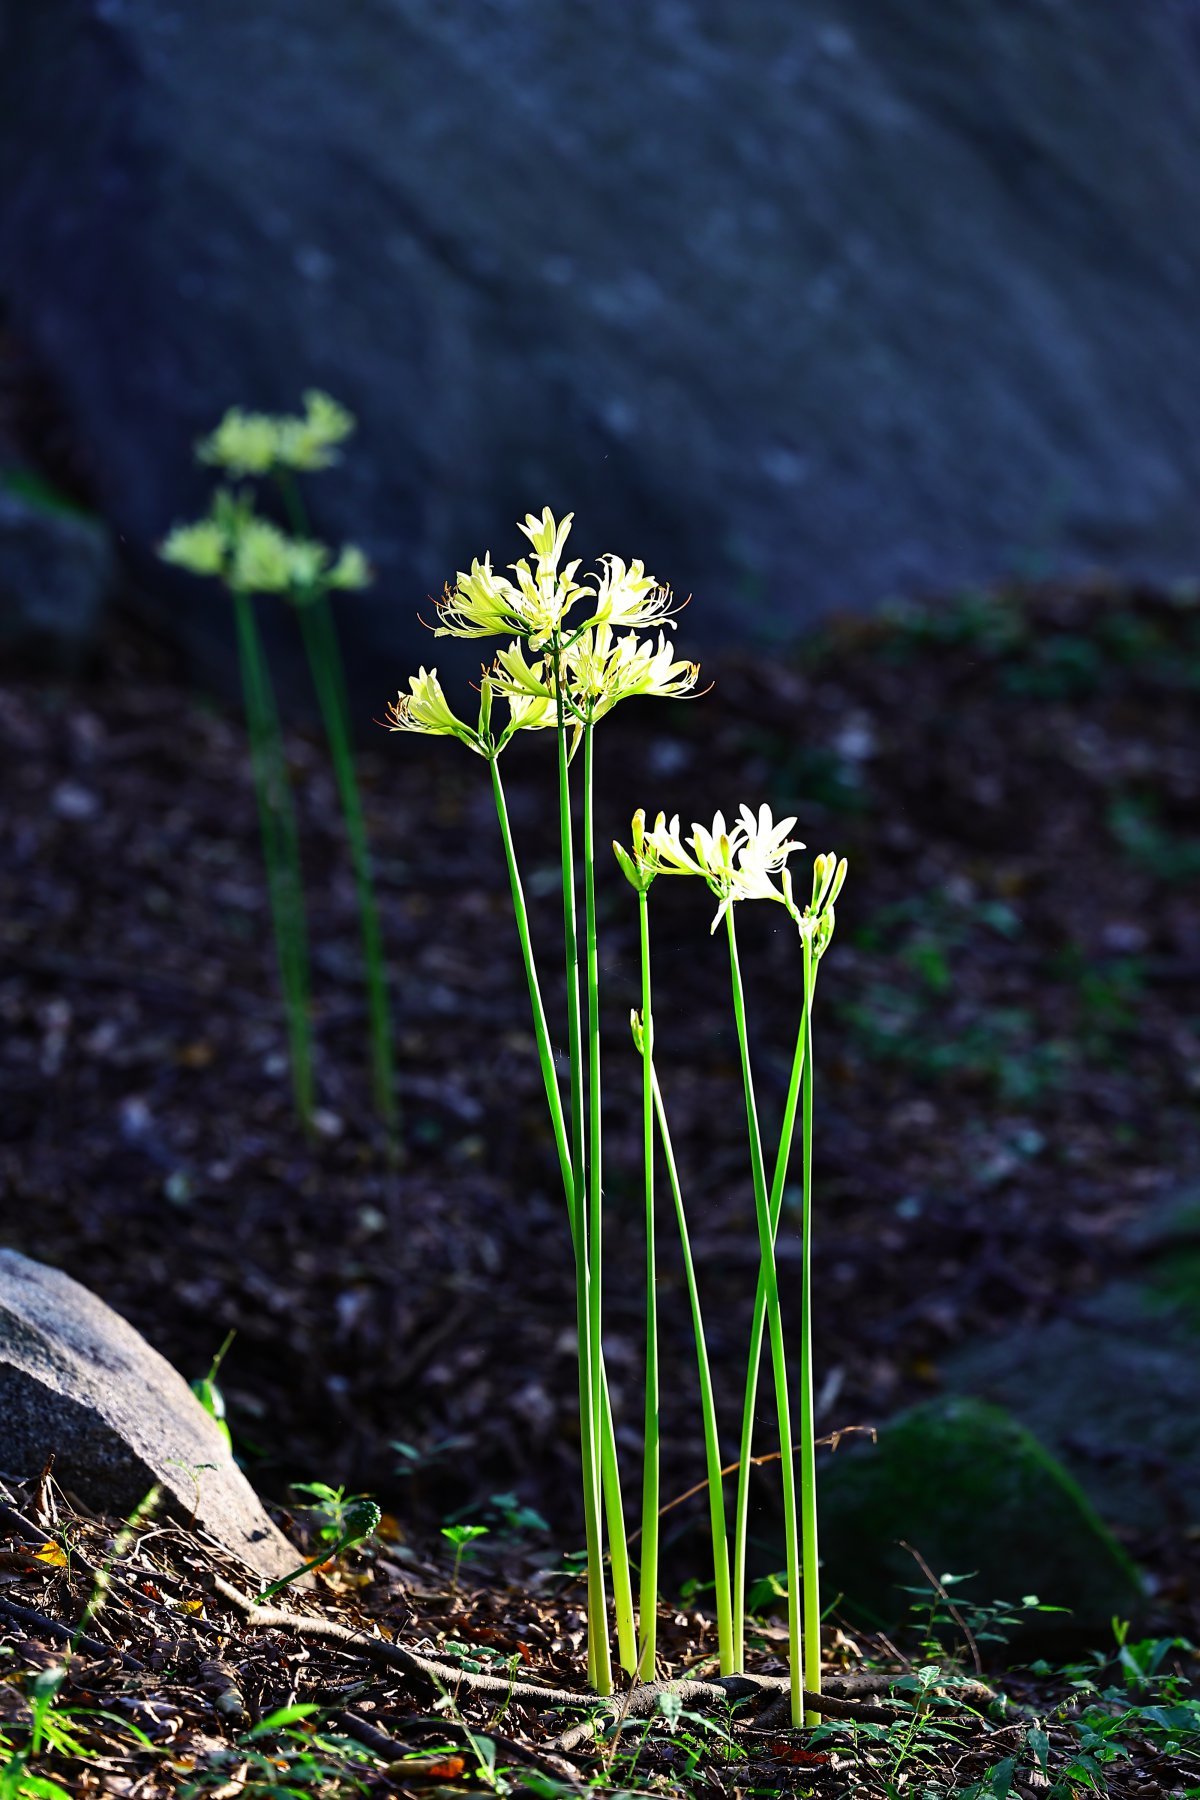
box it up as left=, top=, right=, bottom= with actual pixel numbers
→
left=2, top=2, right=1199, bottom=677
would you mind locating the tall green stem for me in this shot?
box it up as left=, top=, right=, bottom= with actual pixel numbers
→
left=726, top=909, right=802, bottom=1728
left=232, top=587, right=314, bottom=1131
left=276, top=472, right=395, bottom=1138
left=491, top=753, right=634, bottom=1679
left=554, top=659, right=610, bottom=1695
left=731, top=975, right=813, bottom=1667
left=296, top=593, right=396, bottom=1136
left=582, top=721, right=637, bottom=1674
left=798, top=932, right=821, bottom=1723
left=645, top=1044, right=733, bottom=1674
left=489, top=758, right=572, bottom=1200
left=637, top=891, right=659, bottom=1678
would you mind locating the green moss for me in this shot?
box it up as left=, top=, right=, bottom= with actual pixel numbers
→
left=816, top=1397, right=1142, bottom=1642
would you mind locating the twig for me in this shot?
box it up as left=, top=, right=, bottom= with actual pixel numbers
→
left=899, top=1540, right=983, bottom=1679
left=0, top=1597, right=143, bottom=1671
left=213, top=1578, right=897, bottom=1728
left=549, top=1676, right=899, bottom=1755
left=623, top=1424, right=877, bottom=1545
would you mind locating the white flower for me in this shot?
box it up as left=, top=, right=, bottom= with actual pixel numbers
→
left=613, top=808, right=659, bottom=892
left=435, top=510, right=593, bottom=646
left=432, top=509, right=692, bottom=657
left=646, top=804, right=805, bottom=931
left=585, top=555, right=681, bottom=633
left=781, top=851, right=848, bottom=956
left=434, top=555, right=533, bottom=640
left=385, top=668, right=486, bottom=755
left=562, top=626, right=700, bottom=721
left=492, top=639, right=554, bottom=700
left=500, top=690, right=558, bottom=740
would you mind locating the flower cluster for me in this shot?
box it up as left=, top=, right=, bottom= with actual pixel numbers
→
left=621, top=803, right=846, bottom=935
left=434, top=509, right=683, bottom=651
left=161, top=490, right=369, bottom=600
left=197, top=390, right=356, bottom=478
left=396, top=509, right=700, bottom=755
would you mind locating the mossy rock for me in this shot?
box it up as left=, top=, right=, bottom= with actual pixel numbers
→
left=816, top=1397, right=1142, bottom=1643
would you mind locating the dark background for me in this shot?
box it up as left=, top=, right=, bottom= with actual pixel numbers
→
left=3, top=1, right=1200, bottom=683
left=0, top=1, right=1198, bottom=1648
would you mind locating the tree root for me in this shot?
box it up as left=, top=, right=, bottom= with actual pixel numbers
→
left=214, top=1578, right=900, bottom=1739
left=0, top=1596, right=144, bottom=1671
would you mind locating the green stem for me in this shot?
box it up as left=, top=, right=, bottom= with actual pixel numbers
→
left=637, top=891, right=659, bottom=1678
left=491, top=753, right=634, bottom=1677
left=489, top=757, right=572, bottom=1199
left=731, top=969, right=815, bottom=1667
left=297, top=593, right=396, bottom=1136
left=582, top=720, right=637, bottom=1675
left=555, top=654, right=610, bottom=1696
left=798, top=932, right=821, bottom=1724
left=646, top=1048, right=734, bottom=1674
left=232, top=587, right=314, bottom=1132
left=726, top=908, right=802, bottom=1728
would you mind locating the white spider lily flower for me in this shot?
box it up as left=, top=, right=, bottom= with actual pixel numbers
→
left=613, top=808, right=659, bottom=892
left=583, top=555, right=681, bottom=634
left=434, top=555, right=533, bottom=640
left=516, top=506, right=575, bottom=577
left=492, top=639, right=554, bottom=700
left=566, top=627, right=701, bottom=721
left=385, top=668, right=486, bottom=755
left=647, top=805, right=805, bottom=931
left=781, top=852, right=848, bottom=956
left=731, top=804, right=804, bottom=901
left=499, top=690, right=558, bottom=740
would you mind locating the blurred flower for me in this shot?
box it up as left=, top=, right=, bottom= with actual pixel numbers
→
left=160, top=519, right=228, bottom=579
left=274, top=391, right=356, bottom=472
left=197, top=391, right=355, bottom=478
left=197, top=409, right=280, bottom=477
left=160, top=486, right=369, bottom=601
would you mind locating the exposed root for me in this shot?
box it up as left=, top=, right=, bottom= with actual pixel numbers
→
left=215, top=1576, right=900, bottom=1747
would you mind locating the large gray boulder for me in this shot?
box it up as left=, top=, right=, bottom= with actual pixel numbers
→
left=1, top=3, right=1200, bottom=683
left=0, top=1251, right=300, bottom=1582
left=0, top=480, right=112, bottom=662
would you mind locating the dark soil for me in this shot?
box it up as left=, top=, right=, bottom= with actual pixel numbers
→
left=1, top=579, right=1199, bottom=1790
left=0, top=1477, right=1193, bottom=1798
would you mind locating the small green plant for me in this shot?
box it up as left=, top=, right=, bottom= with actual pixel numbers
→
left=179, top=1705, right=376, bottom=1799
left=0, top=1665, right=156, bottom=1800
left=189, top=1328, right=236, bottom=1449
left=441, top=1522, right=490, bottom=1587
left=161, top=392, right=395, bottom=1137
left=1109, top=791, right=1200, bottom=885
left=386, top=509, right=847, bottom=1726
left=256, top=1484, right=381, bottom=1602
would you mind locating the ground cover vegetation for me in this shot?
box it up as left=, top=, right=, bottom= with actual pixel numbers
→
left=0, top=537, right=1197, bottom=1792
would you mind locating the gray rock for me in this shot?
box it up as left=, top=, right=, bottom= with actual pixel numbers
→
left=0, top=481, right=111, bottom=661
left=0, top=1251, right=300, bottom=1582
left=2, top=5, right=1200, bottom=683
left=815, top=1396, right=1143, bottom=1642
